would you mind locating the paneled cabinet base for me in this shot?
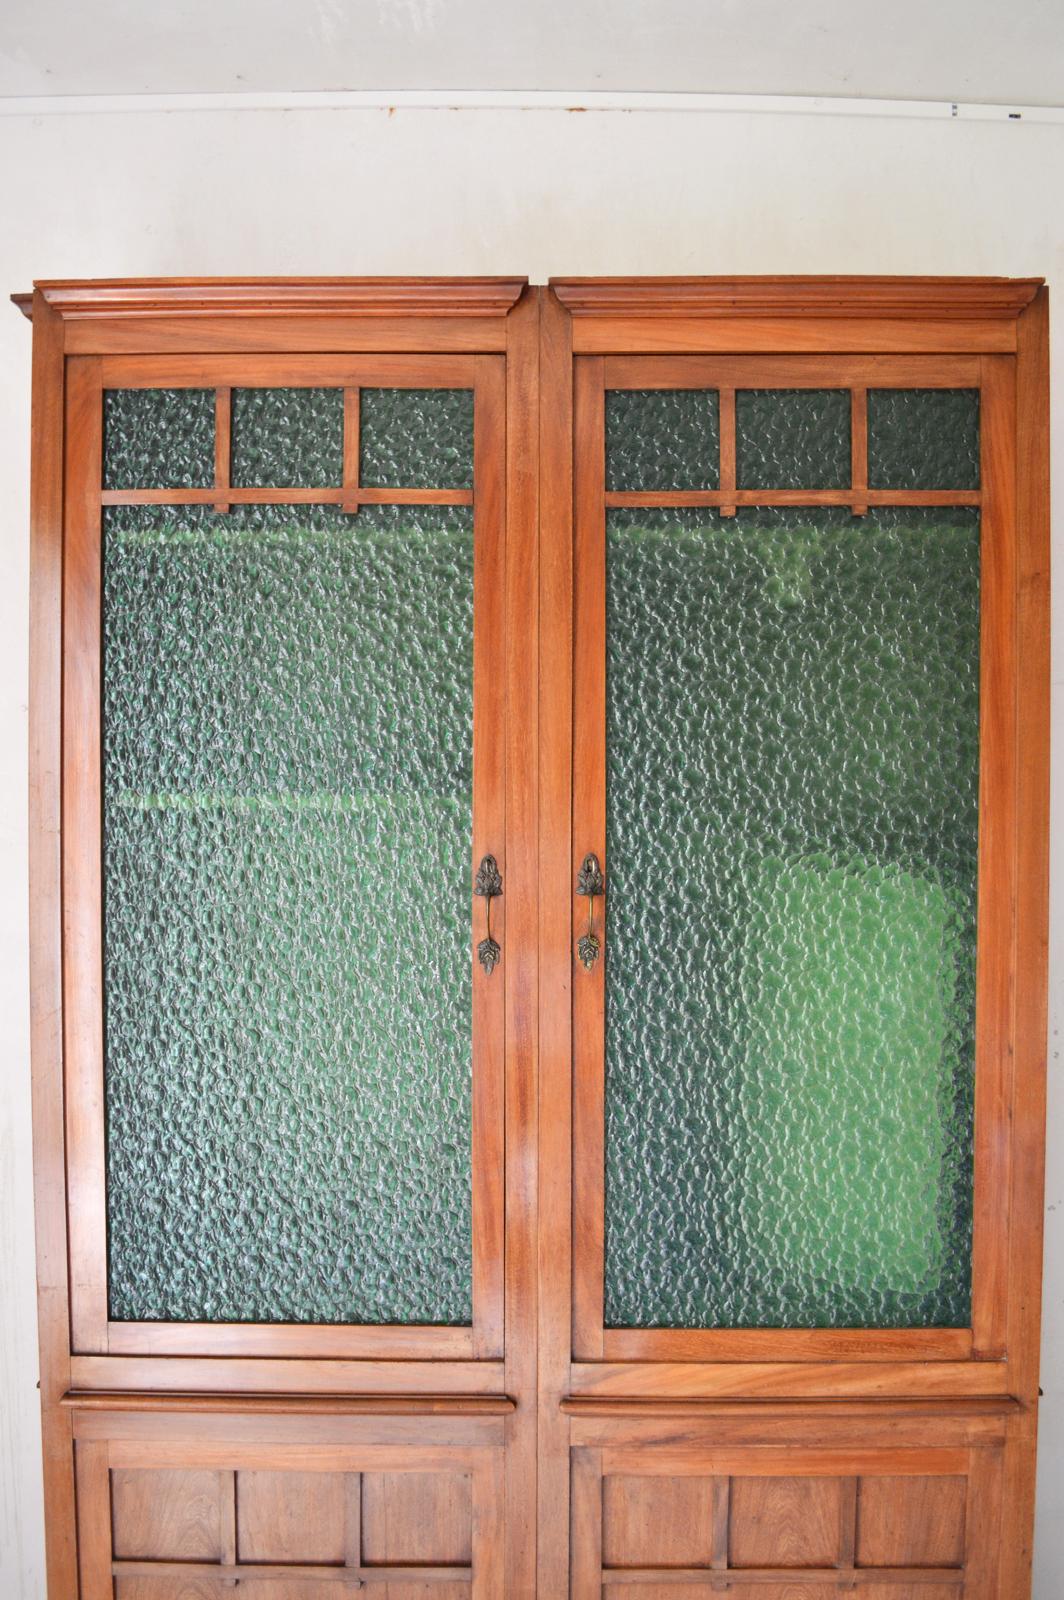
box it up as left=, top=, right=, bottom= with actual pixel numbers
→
left=565, top=1398, right=1024, bottom=1598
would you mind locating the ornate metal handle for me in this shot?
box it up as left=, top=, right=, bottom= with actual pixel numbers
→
left=474, top=854, right=502, bottom=975
left=576, top=853, right=604, bottom=970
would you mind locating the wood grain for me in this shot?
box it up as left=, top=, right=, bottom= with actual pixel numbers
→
left=36, top=277, right=528, bottom=320
left=537, top=284, right=577, bottom=1598
left=550, top=277, right=1041, bottom=321
left=571, top=356, right=606, bottom=1363
left=27, top=287, right=80, bottom=1599
left=855, top=1475, right=966, bottom=1568
left=62, top=356, right=109, bottom=1354
left=471, top=353, right=508, bottom=1362
left=502, top=285, right=541, bottom=1595
left=969, top=353, right=1018, bottom=1362
left=728, top=1476, right=845, bottom=1568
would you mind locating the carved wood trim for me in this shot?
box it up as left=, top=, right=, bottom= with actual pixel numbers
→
left=549, top=276, right=1042, bottom=320
left=61, top=1391, right=516, bottom=1415
left=13, top=278, right=528, bottom=322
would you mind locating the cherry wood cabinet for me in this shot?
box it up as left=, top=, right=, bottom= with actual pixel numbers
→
left=22, top=276, right=1049, bottom=1597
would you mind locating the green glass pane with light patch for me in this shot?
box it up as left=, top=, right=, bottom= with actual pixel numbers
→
left=102, top=502, right=473, bottom=1325
left=604, top=505, right=979, bottom=1329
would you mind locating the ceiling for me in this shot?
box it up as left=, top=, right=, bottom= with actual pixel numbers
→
left=0, top=0, right=1061, bottom=105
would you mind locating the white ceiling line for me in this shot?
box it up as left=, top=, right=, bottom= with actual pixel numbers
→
left=1, top=87, right=1062, bottom=122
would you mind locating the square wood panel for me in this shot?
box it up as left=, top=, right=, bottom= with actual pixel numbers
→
left=237, top=1469, right=349, bottom=1563
left=856, top=1474, right=967, bottom=1568
left=602, top=1474, right=718, bottom=1566
left=728, top=1476, right=845, bottom=1568
left=111, top=1468, right=222, bottom=1561
left=362, top=1470, right=473, bottom=1564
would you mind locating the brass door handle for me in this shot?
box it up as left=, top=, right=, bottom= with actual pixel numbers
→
left=474, top=854, right=502, bottom=975
left=576, top=853, right=604, bottom=970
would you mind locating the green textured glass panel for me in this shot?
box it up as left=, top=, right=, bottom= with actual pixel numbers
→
left=231, top=388, right=344, bottom=487
left=604, top=505, right=979, bottom=1329
left=606, top=390, right=720, bottom=491
left=102, top=502, right=473, bottom=1324
left=103, top=388, right=215, bottom=489
left=869, top=389, right=980, bottom=489
left=736, top=389, right=851, bottom=489
left=360, top=389, right=474, bottom=488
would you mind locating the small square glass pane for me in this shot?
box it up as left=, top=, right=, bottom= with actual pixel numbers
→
left=606, top=389, right=719, bottom=491
left=104, top=388, right=215, bottom=490
left=360, top=389, right=474, bottom=489
left=736, top=389, right=851, bottom=490
left=868, top=389, right=980, bottom=489
left=231, top=388, right=343, bottom=488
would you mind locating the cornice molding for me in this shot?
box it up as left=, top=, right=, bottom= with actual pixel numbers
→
left=549, top=276, right=1043, bottom=321
left=12, top=277, right=528, bottom=322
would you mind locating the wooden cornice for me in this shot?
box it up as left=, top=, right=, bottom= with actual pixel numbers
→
left=549, top=276, right=1043, bottom=321
left=12, top=277, right=528, bottom=322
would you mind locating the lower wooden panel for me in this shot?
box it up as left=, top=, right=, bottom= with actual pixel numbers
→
left=72, top=1409, right=505, bottom=1599
left=569, top=1404, right=1008, bottom=1599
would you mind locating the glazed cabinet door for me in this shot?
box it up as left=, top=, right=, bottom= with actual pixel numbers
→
left=572, top=356, right=1000, bottom=1362
left=33, top=279, right=539, bottom=1600
left=65, top=356, right=505, bottom=1364
left=540, top=280, right=1049, bottom=1599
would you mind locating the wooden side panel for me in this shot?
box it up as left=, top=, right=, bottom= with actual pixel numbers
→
left=74, top=1414, right=501, bottom=1597
left=28, top=290, right=80, bottom=1598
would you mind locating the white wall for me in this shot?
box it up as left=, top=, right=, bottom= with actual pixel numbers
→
left=0, top=102, right=1060, bottom=1598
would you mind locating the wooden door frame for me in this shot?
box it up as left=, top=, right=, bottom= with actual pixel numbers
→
left=568, top=347, right=1011, bottom=1373
left=61, top=349, right=507, bottom=1368
left=537, top=277, right=1050, bottom=1596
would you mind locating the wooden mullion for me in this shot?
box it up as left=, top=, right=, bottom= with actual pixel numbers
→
left=571, top=357, right=607, bottom=1362
left=718, top=386, right=737, bottom=517
left=110, top=1561, right=471, bottom=1584
left=570, top=1448, right=603, bottom=1600
left=603, top=487, right=981, bottom=508
left=214, top=386, right=232, bottom=513
left=344, top=1472, right=362, bottom=1586
left=471, top=353, right=507, bottom=1363
left=219, top=1469, right=237, bottom=1588
left=711, top=1475, right=730, bottom=1575
left=969, top=355, right=1017, bottom=1362
left=342, top=387, right=360, bottom=514
left=64, top=358, right=110, bottom=1356
left=100, top=485, right=474, bottom=507
left=597, top=1568, right=964, bottom=1587
left=837, top=1475, right=858, bottom=1573
left=851, top=386, right=868, bottom=516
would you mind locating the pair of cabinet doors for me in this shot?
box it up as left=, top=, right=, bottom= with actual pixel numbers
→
left=25, top=276, right=1049, bottom=1598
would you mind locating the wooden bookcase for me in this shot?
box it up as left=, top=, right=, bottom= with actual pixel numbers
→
left=21, top=277, right=1049, bottom=1596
